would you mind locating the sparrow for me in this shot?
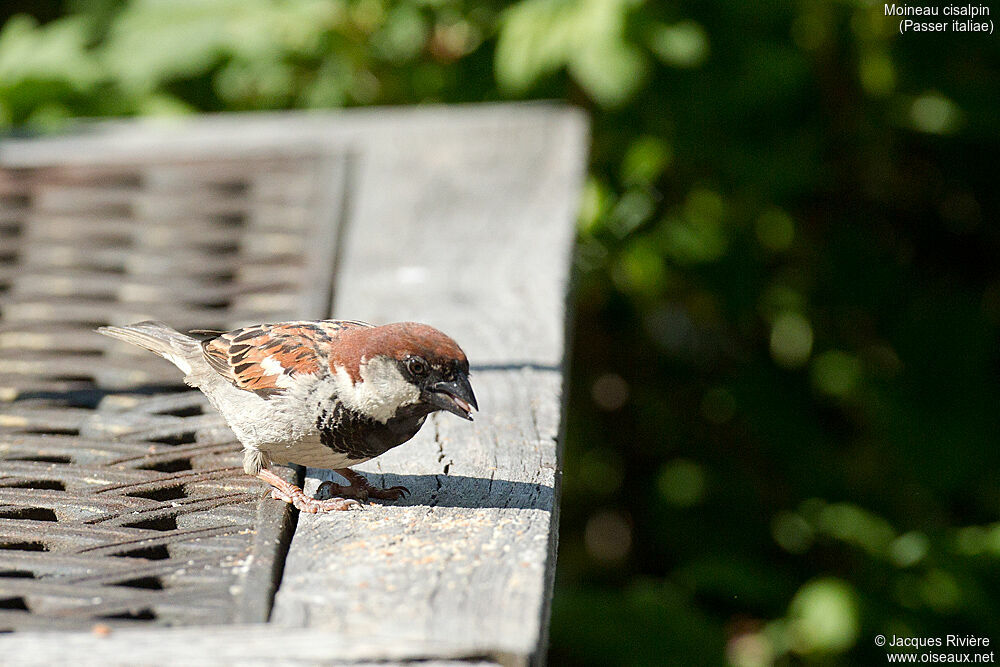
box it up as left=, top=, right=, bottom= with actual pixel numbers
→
left=96, top=320, right=477, bottom=513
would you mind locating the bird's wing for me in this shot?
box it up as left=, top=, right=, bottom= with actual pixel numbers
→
left=200, top=320, right=373, bottom=398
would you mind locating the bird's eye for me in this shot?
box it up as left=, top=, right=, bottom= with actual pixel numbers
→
left=407, top=357, right=428, bottom=377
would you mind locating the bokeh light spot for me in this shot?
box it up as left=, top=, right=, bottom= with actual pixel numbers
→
left=772, top=511, right=814, bottom=554
left=429, top=19, right=476, bottom=62
left=608, top=189, right=655, bottom=238
left=578, top=176, right=612, bottom=234
left=657, top=459, right=706, bottom=507
left=755, top=208, right=795, bottom=252
left=579, top=448, right=625, bottom=495
left=591, top=372, right=629, bottom=411
left=613, top=240, right=667, bottom=295
left=788, top=578, right=860, bottom=654
left=351, top=0, right=386, bottom=34
left=891, top=531, right=929, bottom=568
left=954, top=525, right=987, bottom=556
left=770, top=312, right=813, bottom=369
left=984, top=524, right=1000, bottom=554
left=370, top=4, right=427, bottom=62
left=863, top=344, right=903, bottom=379
left=761, top=284, right=807, bottom=318
left=621, top=135, right=672, bottom=186
left=818, top=502, right=895, bottom=556
left=584, top=510, right=632, bottom=563
left=684, top=188, right=725, bottom=222
left=649, top=20, right=709, bottom=68
left=727, top=632, right=775, bottom=667
left=810, top=350, right=861, bottom=398
left=910, top=92, right=961, bottom=135
left=919, top=569, right=961, bottom=613
left=859, top=51, right=895, bottom=97
left=643, top=305, right=694, bottom=355
left=661, top=189, right=728, bottom=264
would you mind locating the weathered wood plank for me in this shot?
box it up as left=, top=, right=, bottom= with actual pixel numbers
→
left=270, top=107, right=587, bottom=665
left=0, top=626, right=502, bottom=665
left=0, top=105, right=587, bottom=666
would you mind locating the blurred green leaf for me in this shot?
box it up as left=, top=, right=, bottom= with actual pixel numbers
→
left=102, top=0, right=234, bottom=94
left=621, top=135, right=671, bottom=186
left=614, top=237, right=667, bottom=296
left=371, top=4, right=428, bottom=62
left=648, top=20, right=708, bottom=68
left=496, top=0, right=648, bottom=107
left=659, top=189, right=729, bottom=265
left=0, top=15, right=99, bottom=88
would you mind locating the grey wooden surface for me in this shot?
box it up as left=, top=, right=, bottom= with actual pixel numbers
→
left=0, top=104, right=587, bottom=665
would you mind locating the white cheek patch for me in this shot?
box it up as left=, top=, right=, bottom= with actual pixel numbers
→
left=332, top=356, right=420, bottom=423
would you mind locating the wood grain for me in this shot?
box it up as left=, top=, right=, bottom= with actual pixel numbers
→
left=0, top=104, right=587, bottom=666
left=271, top=106, right=587, bottom=665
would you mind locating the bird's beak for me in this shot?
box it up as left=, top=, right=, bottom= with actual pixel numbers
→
left=424, top=375, right=478, bottom=421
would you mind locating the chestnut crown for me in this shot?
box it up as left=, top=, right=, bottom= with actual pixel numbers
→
left=333, top=322, right=478, bottom=421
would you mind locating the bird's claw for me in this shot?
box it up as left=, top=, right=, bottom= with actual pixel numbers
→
left=269, top=487, right=361, bottom=513
left=316, top=478, right=410, bottom=503
left=377, top=485, right=410, bottom=500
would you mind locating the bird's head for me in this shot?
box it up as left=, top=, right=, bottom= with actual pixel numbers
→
left=330, top=322, right=478, bottom=423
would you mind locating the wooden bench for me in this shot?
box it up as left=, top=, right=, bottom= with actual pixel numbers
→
left=0, top=105, right=587, bottom=665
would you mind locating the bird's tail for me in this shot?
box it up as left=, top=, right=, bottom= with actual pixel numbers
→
left=96, top=321, right=202, bottom=375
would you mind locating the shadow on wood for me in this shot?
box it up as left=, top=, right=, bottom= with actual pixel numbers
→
left=324, top=472, right=555, bottom=511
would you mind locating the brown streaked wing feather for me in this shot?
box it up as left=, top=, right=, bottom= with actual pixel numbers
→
left=200, top=320, right=372, bottom=397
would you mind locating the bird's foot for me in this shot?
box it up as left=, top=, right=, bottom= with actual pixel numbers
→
left=269, top=487, right=360, bottom=513
left=316, top=481, right=409, bottom=502
left=316, top=468, right=410, bottom=503
left=258, top=468, right=360, bottom=513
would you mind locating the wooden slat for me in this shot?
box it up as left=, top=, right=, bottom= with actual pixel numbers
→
left=0, top=105, right=587, bottom=666
left=270, top=108, right=586, bottom=665
left=0, top=626, right=503, bottom=665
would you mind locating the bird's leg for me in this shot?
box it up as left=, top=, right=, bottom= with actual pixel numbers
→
left=257, top=468, right=360, bottom=513
left=316, top=468, right=410, bottom=503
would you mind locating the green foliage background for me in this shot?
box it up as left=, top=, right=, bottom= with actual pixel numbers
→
left=2, top=1, right=997, bottom=664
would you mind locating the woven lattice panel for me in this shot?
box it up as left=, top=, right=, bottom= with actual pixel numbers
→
left=0, top=152, right=346, bottom=630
